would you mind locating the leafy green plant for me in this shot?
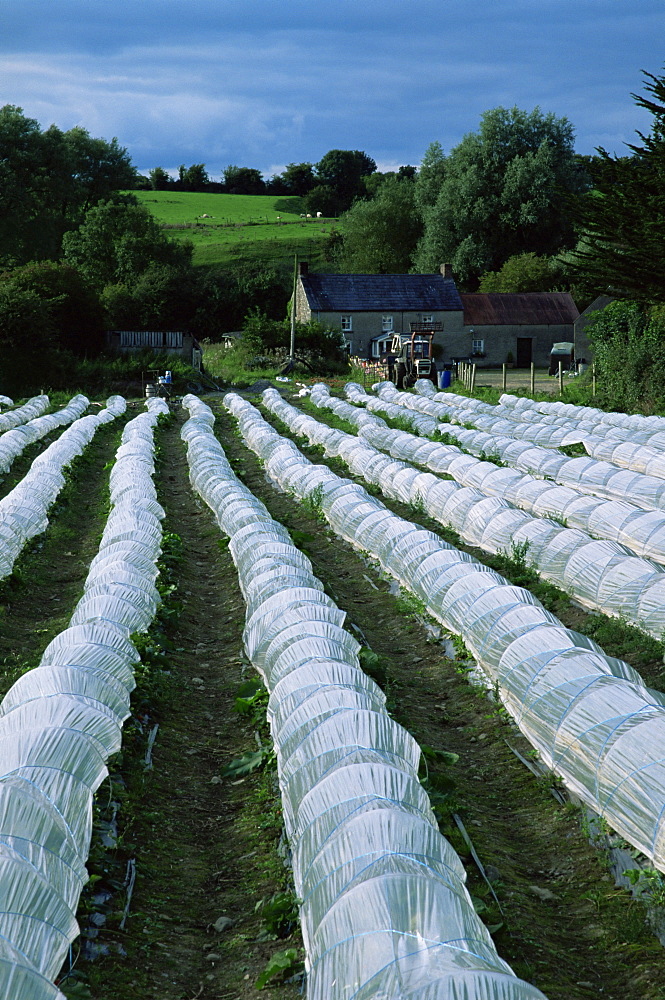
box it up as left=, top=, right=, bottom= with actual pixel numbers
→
left=624, top=868, right=665, bottom=908
left=234, top=678, right=269, bottom=726
left=255, top=947, right=303, bottom=990
left=509, top=539, right=531, bottom=567
left=221, top=746, right=274, bottom=779
left=58, top=978, right=93, bottom=999
left=410, top=492, right=426, bottom=516
left=358, top=646, right=388, bottom=688
left=255, top=891, right=300, bottom=939
left=420, top=744, right=460, bottom=767
left=302, top=482, right=325, bottom=519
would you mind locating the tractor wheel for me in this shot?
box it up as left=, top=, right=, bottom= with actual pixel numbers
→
left=396, top=363, right=407, bottom=389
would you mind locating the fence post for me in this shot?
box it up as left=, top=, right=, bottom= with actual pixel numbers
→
left=530, top=362, right=535, bottom=396
left=558, top=360, right=564, bottom=396
left=502, top=364, right=507, bottom=393
left=592, top=363, right=596, bottom=397
left=470, top=364, right=477, bottom=393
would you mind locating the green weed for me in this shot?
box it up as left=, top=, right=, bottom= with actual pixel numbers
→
left=255, top=891, right=300, bottom=940
left=255, top=947, right=303, bottom=990
left=301, top=482, right=325, bottom=519
left=358, top=646, right=389, bottom=688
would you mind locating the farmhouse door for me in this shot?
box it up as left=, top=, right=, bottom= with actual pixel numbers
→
left=516, top=338, right=533, bottom=368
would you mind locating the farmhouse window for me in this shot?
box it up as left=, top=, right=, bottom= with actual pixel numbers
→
left=472, top=338, right=485, bottom=354
left=382, top=315, right=394, bottom=332
left=341, top=315, right=353, bottom=332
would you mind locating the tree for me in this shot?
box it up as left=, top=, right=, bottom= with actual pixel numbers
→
left=62, top=200, right=193, bottom=288
left=570, top=70, right=665, bottom=302
left=0, top=284, right=54, bottom=352
left=304, top=184, right=345, bottom=217
left=0, top=105, right=137, bottom=264
left=273, top=162, right=315, bottom=196
left=478, top=253, right=569, bottom=293
left=240, top=310, right=348, bottom=371
left=149, top=167, right=172, bottom=190
left=62, top=126, right=137, bottom=211
left=585, top=301, right=665, bottom=412
left=414, top=141, right=446, bottom=212
left=414, top=107, right=587, bottom=285
left=333, top=177, right=422, bottom=273
left=177, top=163, right=209, bottom=191
left=4, top=260, right=105, bottom=355
left=310, top=149, right=376, bottom=213
left=102, top=262, right=202, bottom=330
left=223, top=165, right=265, bottom=194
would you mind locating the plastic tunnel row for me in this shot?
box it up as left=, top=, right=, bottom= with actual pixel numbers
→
left=0, top=396, right=127, bottom=582
left=497, top=391, right=665, bottom=450
left=226, top=391, right=665, bottom=882
left=303, top=383, right=665, bottom=632
left=180, top=393, right=548, bottom=1000
left=0, top=396, right=167, bottom=1000
left=413, top=380, right=665, bottom=497
left=0, top=395, right=89, bottom=476
left=421, top=383, right=665, bottom=453
left=0, top=395, right=49, bottom=442
left=382, top=380, right=665, bottom=514
left=451, top=385, right=665, bottom=480
left=302, top=383, right=665, bottom=635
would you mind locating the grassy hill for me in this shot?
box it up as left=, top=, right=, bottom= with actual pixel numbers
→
left=133, top=190, right=336, bottom=272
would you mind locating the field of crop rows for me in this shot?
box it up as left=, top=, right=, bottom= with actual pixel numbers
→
left=1, top=383, right=665, bottom=1000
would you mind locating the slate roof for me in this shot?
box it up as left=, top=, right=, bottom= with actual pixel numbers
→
left=301, top=273, right=464, bottom=312
left=461, top=293, right=579, bottom=326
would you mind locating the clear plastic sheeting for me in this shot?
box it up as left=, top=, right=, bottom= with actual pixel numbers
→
left=271, top=385, right=665, bottom=637
left=414, top=383, right=657, bottom=450
left=583, top=435, right=665, bottom=482
left=0, top=396, right=126, bottom=582
left=497, top=392, right=665, bottom=450
left=0, top=396, right=165, bottom=999
left=0, top=395, right=90, bottom=474
left=226, top=391, right=665, bottom=882
left=181, top=394, right=546, bottom=1000
left=377, top=381, right=665, bottom=514
left=0, top=394, right=49, bottom=434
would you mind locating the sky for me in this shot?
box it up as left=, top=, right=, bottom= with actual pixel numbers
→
left=1, top=0, right=663, bottom=179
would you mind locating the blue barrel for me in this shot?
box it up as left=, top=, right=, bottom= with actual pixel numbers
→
left=438, top=369, right=452, bottom=389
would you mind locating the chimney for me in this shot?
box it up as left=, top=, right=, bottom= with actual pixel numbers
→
left=440, top=263, right=453, bottom=278
left=298, top=261, right=309, bottom=276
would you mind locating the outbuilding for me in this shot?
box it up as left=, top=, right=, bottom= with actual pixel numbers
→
left=459, top=293, right=580, bottom=368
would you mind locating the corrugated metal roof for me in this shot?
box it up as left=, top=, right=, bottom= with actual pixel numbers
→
left=461, top=293, right=579, bottom=326
left=301, top=273, right=464, bottom=312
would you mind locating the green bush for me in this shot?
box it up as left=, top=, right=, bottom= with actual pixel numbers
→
left=588, top=301, right=665, bottom=414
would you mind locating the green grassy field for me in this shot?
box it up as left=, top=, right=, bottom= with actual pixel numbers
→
left=133, top=190, right=336, bottom=271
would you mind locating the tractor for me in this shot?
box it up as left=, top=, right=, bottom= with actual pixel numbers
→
left=388, top=322, right=442, bottom=388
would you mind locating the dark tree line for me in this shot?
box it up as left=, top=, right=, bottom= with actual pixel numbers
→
left=144, top=149, right=381, bottom=215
